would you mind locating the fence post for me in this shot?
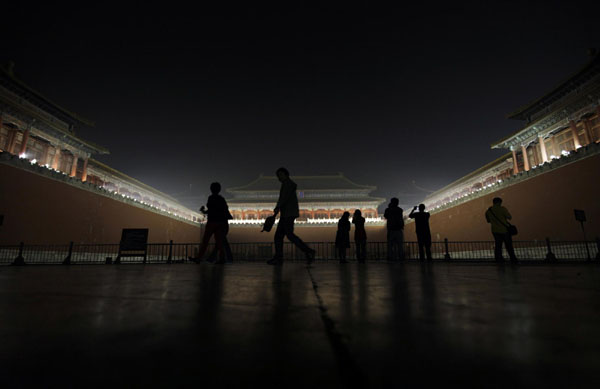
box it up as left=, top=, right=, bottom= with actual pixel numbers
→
left=12, top=242, right=25, bottom=266
left=545, top=238, right=556, bottom=262
left=596, top=237, right=600, bottom=261
left=167, top=240, right=173, bottom=264
left=444, top=238, right=451, bottom=261
left=63, top=241, right=73, bottom=265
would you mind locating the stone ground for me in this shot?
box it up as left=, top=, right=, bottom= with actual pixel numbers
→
left=1, top=262, right=599, bottom=388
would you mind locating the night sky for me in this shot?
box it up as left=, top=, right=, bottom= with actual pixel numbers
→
left=3, top=2, right=599, bottom=210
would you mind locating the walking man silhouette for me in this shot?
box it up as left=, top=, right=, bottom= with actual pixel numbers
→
left=190, top=182, right=230, bottom=264
left=384, top=198, right=404, bottom=261
left=267, top=167, right=316, bottom=265
left=409, top=204, right=432, bottom=260
left=485, top=197, right=518, bottom=263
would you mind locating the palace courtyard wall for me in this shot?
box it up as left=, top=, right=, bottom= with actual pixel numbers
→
left=0, top=162, right=200, bottom=245
left=404, top=152, right=600, bottom=242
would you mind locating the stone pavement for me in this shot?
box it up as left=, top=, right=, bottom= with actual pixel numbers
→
left=1, top=262, right=599, bottom=388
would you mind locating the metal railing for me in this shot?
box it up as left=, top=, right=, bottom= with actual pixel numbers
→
left=1, top=238, right=599, bottom=265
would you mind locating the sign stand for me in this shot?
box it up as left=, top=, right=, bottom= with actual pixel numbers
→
left=115, top=229, right=149, bottom=264
left=574, top=210, right=591, bottom=260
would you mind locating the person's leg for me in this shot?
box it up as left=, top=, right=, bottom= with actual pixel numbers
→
left=493, top=233, right=504, bottom=260
left=387, top=231, right=394, bottom=260
left=213, top=223, right=226, bottom=263
left=194, top=223, right=216, bottom=261
left=398, top=231, right=405, bottom=260
left=425, top=240, right=432, bottom=260
left=418, top=238, right=425, bottom=260
left=282, top=217, right=313, bottom=255
left=273, top=220, right=285, bottom=260
left=505, top=233, right=518, bottom=261
left=223, top=238, right=233, bottom=262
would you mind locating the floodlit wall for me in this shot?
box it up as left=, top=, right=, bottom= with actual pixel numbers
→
left=405, top=153, right=600, bottom=241
left=0, top=163, right=201, bottom=244
left=228, top=224, right=388, bottom=243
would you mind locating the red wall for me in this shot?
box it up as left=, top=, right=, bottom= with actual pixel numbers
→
left=0, top=164, right=201, bottom=244
left=405, top=154, right=600, bottom=242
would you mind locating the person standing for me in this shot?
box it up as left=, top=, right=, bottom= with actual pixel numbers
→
left=335, top=212, right=351, bottom=263
left=409, top=204, right=432, bottom=261
left=485, top=197, right=518, bottom=263
left=352, top=209, right=367, bottom=263
left=267, top=167, right=316, bottom=265
left=384, top=198, right=404, bottom=261
left=190, top=182, right=230, bottom=264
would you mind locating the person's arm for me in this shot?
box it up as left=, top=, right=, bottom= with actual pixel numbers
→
left=409, top=208, right=416, bottom=218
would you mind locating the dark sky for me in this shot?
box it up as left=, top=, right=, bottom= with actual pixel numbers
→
left=3, top=2, right=600, bottom=209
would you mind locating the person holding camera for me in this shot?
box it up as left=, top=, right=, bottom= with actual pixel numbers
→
left=409, top=204, right=432, bottom=261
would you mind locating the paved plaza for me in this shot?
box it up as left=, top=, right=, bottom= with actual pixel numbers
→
left=1, top=262, right=600, bottom=388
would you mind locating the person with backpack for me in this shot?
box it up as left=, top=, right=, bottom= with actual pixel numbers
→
left=485, top=197, right=518, bottom=263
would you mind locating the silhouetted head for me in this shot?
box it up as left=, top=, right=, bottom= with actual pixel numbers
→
left=342, top=211, right=350, bottom=220
left=492, top=197, right=502, bottom=205
left=353, top=209, right=362, bottom=217
left=276, top=167, right=290, bottom=182
left=390, top=197, right=399, bottom=207
left=210, top=182, right=221, bottom=194
left=419, top=204, right=426, bottom=212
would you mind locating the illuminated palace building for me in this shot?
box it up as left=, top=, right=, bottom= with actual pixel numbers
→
left=0, top=64, right=200, bottom=223
left=227, top=174, right=385, bottom=224
left=423, top=51, right=600, bottom=211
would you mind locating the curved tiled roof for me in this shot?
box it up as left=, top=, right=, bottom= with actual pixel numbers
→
left=506, top=50, right=600, bottom=121
left=228, top=173, right=376, bottom=192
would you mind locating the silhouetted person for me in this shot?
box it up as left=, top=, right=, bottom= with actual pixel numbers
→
left=267, top=167, right=316, bottom=265
left=190, top=182, right=230, bottom=264
left=353, top=209, right=367, bottom=263
left=335, top=211, right=351, bottom=263
left=409, top=204, right=432, bottom=261
left=207, top=208, right=234, bottom=263
left=485, top=197, right=518, bottom=262
left=384, top=198, right=404, bottom=261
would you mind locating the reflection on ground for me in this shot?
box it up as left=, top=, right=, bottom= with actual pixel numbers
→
left=1, top=263, right=599, bottom=387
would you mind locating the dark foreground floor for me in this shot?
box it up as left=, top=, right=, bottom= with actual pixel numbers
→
left=1, top=262, right=599, bottom=388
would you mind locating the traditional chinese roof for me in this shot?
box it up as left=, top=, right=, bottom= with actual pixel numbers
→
left=0, top=63, right=109, bottom=155
left=228, top=173, right=376, bottom=192
left=491, top=50, right=600, bottom=150
left=506, top=50, right=600, bottom=122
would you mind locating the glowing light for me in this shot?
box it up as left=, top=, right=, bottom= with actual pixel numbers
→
left=30, top=159, right=37, bottom=164
left=19, top=153, right=27, bottom=159
left=561, top=150, right=570, bottom=157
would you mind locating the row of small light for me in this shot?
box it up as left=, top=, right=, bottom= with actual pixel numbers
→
left=429, top=148, right=576, bottom=210
left=18, top=153, right=199, bottom=223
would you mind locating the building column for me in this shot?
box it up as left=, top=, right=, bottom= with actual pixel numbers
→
left=569, top=121, right=581, bottom=148
left=51, top=147, right=61, bottom=170
left=6, top=129, right=17, bottom=154
left=581, top=119, right=592, bottom=145
left=310, top=210, right=315, bottom=218
left=69, top=155, right=78, bottom=177
left=81, top=158, right=89, bottom=181
left=241, top=210, right=246, bottom=220
left=538, top=135, right=548, bottom=162
left=19, top=128, right=30, bottom=156
left=521, top=145, right=529, bottom=171
left=511, top=148, right=519, bottom=174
